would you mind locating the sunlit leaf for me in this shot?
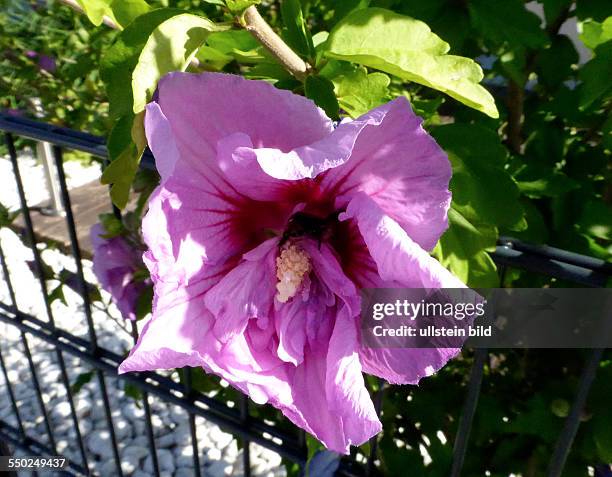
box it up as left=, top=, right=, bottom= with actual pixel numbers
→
left=101, top=113, right=146, bottom=208
left=579, top=42, right=612, bottom=109
left=76, top=0, right=150, bottom=28
left=325, top=8, right=498, bottom=118
left=100, top=8, right=182, bottom=119
left=225, top=0, right=260, bottom=14
left=132, top=13, right=220, bottom=113
left=580, top=17, right=612, bottom=50
left=197, top=29, right=268, bottom=69
left=322, top=62, right=390, bottom=117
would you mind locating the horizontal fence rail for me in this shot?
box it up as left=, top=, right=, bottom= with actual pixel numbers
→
left=0, top=112, right=610, bottom=477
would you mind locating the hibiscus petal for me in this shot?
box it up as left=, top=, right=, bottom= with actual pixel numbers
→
left=341, top=192, right=466, bottom=384
left=144, top=74, right=319, bottom=275
left=325, top=310, right=382, bottom=450
left=216, top=132, right=298, bottom=202
left=274, top=298, right=308, bottom=366
left=234, top=97, right=450, bottom=251
left=155, top=72, right=333, bottom=176
left=288, top=337, right=381, bottom=454
left=236, top=104, right=387, bottom=181
left=324, top=97, right=451, bottom=251
left=342, top=193, right=465, bottom=289
left=205, top=239, right=277, bottom=343
left=144, top=102, right=180, bottom=182
left=123, top=238, right=380, bottom=454
left=118, top=269, right=220, bottom=373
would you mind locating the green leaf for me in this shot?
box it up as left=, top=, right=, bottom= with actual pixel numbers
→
left=578, top=200, right=612, bottom=241
left=536, top=36, right=578, bottom=88
left=101, top=8, right=182, bottom=119
left=469, top=0, right=548, bottom=49
left=434, top=209, right=499, bottom=288
left=197, top=29, right=268, bottom=69
left=225, top=0, right=260, bottom=14
left=602, top=114, right=612, bottom=151
left=431, top=124, right=526, bottom=287
left=576, top=0, right=612, bottom=22
left=76, top=0, right=117, bottom=27
left=325, top=8, right=499, bottom=118
left=515, top=167, right=579, bottom=198
left=542, top=0, right=572, bottom=26
left=48, top=284, right=67, bottom=306
left=124, top=381, right=143, bottom=401
left=304, top=75, right=340, bottom=120
left=322, top=62, right=390, bottom=118
left=580, top=17, right=612, bottom=50
left=101, top=144, right=139, bottom=209
left=101, top=113, right=146, bottom=209
left=0, top=202, right=20, bottom=228
left=98, top=212, right=125, bottom=238
left=306, top=434, right=326, bottom=462
left=594, top=408, right=612, bottom=461
left=550, top=398, right=570, bottom=418
left=112, top=0, right=151, bottom=29
left=578, top=42, right=612, bottom=109
left=135, top=286, right=153, bottom=320
left=330, top=0, right=370, bottom=26
left=281, top=0, right=315, bottom=59
left=393, top=0, right=472, bottom=52
left=506, top=199, right=549, bottom=244
left=132, top=14, right=220, bottom=114
left=76, top=0, right=150, bottom=29
left=71, top=370, right=95, bottom=394
left=432, top=124, right=525, bottom=230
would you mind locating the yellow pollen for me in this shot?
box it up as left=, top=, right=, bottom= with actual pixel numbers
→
left=275, top=244, right=311, bottom=303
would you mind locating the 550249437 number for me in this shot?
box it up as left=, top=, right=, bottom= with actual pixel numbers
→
left=0, top=456, right=69, bottom=471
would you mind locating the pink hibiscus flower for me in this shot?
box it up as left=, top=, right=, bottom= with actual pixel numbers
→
left=119, top=72, right=467, bottom=453
left=91, top=223, right=150, bottom=321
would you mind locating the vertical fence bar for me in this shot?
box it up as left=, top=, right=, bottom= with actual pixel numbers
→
left=0, top=245, right=26, bottom=442
left=19, top=337, right=58, bottom=454
left=547, top=348, right=604, bottom=477
left=0, top=244, right=18, bottom=315
left=5, top=133, right=90, bottom=471
left=240, top=395, right=251, bottom=477
left=5, top=132, right=59, bottom=454
left=51, top=145, right=124, bottom=477
left=449, top=348, right=488, bottom=477
left=366, top=379, right=385, bottom=477
left=449, top=262, right=508, bottom=476
left=183, top=369, right=202, bottom=477
left=0, top=346, right=26, bottom=442
left=130, top=321, right=160, bottom=477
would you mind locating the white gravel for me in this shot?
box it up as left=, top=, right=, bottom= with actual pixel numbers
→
left=0, top=152, right=287, bottom=477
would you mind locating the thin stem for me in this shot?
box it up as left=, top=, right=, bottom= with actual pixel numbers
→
left=242, top=6, right=310, bottom=81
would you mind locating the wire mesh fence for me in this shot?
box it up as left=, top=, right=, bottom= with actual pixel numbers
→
left=0, top=112, right=610, bottom=476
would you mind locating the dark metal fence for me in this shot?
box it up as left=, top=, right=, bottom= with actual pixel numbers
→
left=0, top=112, right=610, bottom=477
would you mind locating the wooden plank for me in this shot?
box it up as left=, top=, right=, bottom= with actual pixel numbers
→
left=13, top=179, right=115, bottom=258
